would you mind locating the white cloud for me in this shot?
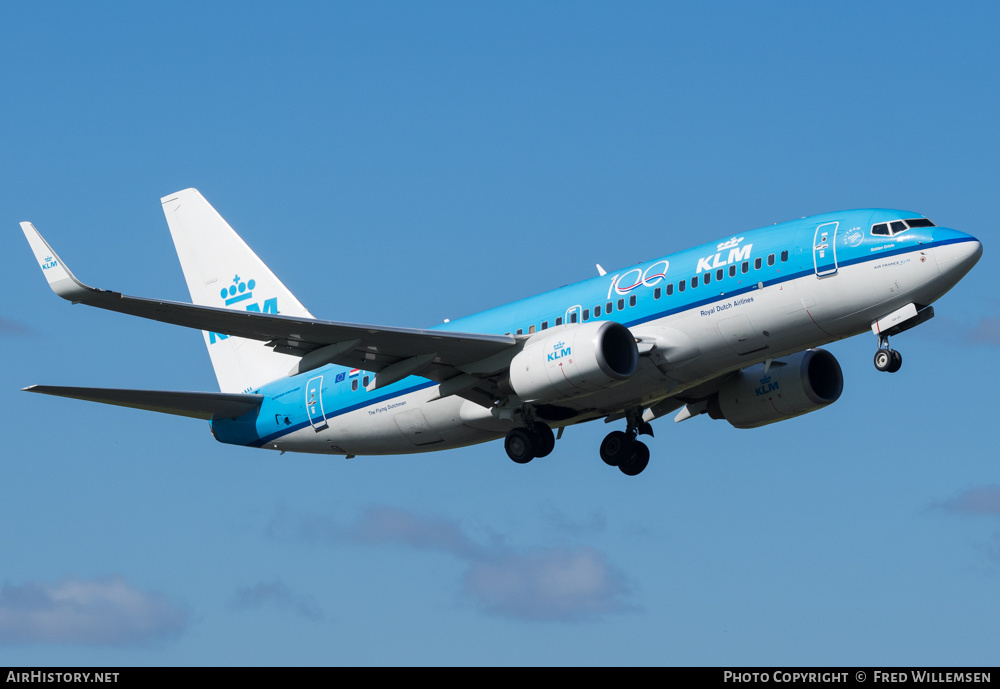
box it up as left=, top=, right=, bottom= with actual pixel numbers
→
left=345, top=506, right=485, bottom=559
left=464, top=547, right=632, bottom=621
left=0, top=316, right=30, bottom=335
left=989, top=532, right=1000, bottom=564
left=268, top=505, right=635, bottom=622
left=934, top=485, right=1000, bottom=516
left=231, top=580, right=324, bottom=622
left=537, top=505, right=607, bottom=538
left=268, top=504, right=483, bottom=558
left=0, top=575, right=187, bottom=646
left=933, top=486, right=1000, bottom=565
left=970, top=316, right=1000, bottom=347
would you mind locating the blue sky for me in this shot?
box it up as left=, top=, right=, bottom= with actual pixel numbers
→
left=1, top=1, right=998, bottom=666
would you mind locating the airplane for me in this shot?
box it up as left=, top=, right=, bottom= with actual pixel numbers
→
left=20, top=189, right=982, bottom=476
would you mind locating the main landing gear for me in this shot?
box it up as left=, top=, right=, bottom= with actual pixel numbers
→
left=600, top=414, right=653, bottom=476
left=504, top=421, right=555, bottom=464
left=873, top=335, right=902, bottom=373
left=503, top=409, right=654, bottom=477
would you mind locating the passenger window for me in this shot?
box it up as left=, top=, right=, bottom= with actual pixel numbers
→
left=742, top=261, right=749, bottom=274
left=352, top=380, right=358, bottom=391
left=555, top=317, right=563, bottom=326
left=617, top=298, right=625, bottom=310
left=528, top=325, right=536, bottom=334
left=541, top=321, right=548, bottom=330
left=729, top=265, right=736, bottom=278
left=594, top=305, right=601, bottom=317
left=629, top=295, right=636, bottom=307
left=666, top=283, right=674, bottom=296
left=516, top=328, right=523, bottom=335
left=754, top=257, right=762, bottom=270
left=606, top=301, right=613, bottom=313
left=716, top=268, right=724, bottom=281
left=767, top=254, right=775, bottom=266
left=582, top=309, right=590, bottom=322
left=781, top=250, right=788, bottom=262
left=654, top=287, right=661, bottom=299
left=692, top=275, right=699, bottom=288
left=363, top=375, right=370, bottom=387
left=679, top=280, right=686, bottom=292
left=703, top=272, right=710, bottom=285
left=569, top=313, right=578, bottom=324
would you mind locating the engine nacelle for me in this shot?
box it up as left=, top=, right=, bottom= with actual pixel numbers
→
left=507, top=321, right=639, bottom=403
left=708, top=348, right=843, bottom=429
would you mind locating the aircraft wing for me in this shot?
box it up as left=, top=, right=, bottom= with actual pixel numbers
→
left=21, top=222, right=517, bottom=394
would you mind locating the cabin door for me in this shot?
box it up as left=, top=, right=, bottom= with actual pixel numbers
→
left=813, top=222, right=839, bottom=277
left=305, top=375, right=328, bottom=431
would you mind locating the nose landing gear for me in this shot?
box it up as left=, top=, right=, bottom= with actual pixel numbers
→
left=874, top=335, right=902, bottom=373
left=870, top=304, right=937, bottom=373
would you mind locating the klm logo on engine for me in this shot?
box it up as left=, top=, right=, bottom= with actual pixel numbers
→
left=209, top=274, right=278, bottom=344
left=696, top=236, right=753, bottom=274
left=547, top=341, right=571, bottom=362
left=755, top=374, right=779, bottom=396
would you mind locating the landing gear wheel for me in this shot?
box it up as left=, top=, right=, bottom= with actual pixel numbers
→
left=874, top=348, right=902, bottom=373
left=619, top=441, right=650, bottom=476
left=504, top=428, right=535, bottom=464
left=531, top=423, right=555, bottom=458
left=600, top=431, right=632, bottom=467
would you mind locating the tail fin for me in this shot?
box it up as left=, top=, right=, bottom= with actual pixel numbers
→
left=161, top=189, right=314, bottom=393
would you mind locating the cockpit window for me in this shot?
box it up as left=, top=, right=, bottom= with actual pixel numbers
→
left=871, top=218, right=935, bottom=237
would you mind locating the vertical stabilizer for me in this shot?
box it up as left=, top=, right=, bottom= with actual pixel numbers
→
left=161, top=189, right=314, bottom=393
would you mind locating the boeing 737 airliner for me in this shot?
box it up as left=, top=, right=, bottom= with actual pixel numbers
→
left=20, top=190, right=982, bottom=475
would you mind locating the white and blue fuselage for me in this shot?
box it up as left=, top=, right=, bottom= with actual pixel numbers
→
left=213, top=209, right=980, bottom=457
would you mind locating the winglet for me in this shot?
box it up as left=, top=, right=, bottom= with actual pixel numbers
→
left=20, top=222, right=93, bottom=302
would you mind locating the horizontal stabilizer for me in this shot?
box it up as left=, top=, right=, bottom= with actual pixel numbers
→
left=23, top=385, right=263, bottom=420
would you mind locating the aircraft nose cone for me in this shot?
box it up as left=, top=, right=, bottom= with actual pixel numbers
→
left=936, top=237, right=983, bottom=277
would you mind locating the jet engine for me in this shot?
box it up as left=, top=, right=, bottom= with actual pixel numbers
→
left=506, top=321, right=638, bottom=403
left=707, top=348, right=843, bottom=429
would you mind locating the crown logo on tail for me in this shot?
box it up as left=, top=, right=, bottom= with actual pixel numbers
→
left=221, top=274, right=256, bottom=306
